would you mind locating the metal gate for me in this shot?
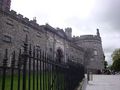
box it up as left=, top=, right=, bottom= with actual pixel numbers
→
left=0, top=37, right=85, bottom=90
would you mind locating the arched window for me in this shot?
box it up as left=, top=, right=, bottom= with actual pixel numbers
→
left=56, top=48, right=63, bottom=63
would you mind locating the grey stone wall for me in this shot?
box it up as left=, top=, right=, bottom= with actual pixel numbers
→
left=0, top=9, right=85, bottom=66
left=0, top=10, right=47, bottom=65
left=45, top=25, right=84, bottom=64
left=0, top=8, right=104, bottom=71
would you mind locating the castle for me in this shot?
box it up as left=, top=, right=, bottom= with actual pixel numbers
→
left=0, top=0, right=104, bottom=73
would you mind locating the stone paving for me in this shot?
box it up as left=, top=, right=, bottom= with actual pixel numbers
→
left=86, top=75, right=120, bottom=90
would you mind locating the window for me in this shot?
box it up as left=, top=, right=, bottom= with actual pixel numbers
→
left=7, top=18, right=13, bottom=23
left=6, top=18, right=14, bottom=27
left=36, top=32, right=41, bottom=38
left=6, top=22, right=14, bottom=27
left=94, top=50, right=98, bottom=55
left=23, top=26, right=29, bottom=33
left=49, top=48, right=52, bottom=52
left=3, top=34, right=12, bottom=43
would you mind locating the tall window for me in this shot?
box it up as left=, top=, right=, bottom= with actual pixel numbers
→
left=3, top=34, right=12, bottom=43
left=94, top=50, right=97, bottom=55
left=56, top=48, right=63, bottom=63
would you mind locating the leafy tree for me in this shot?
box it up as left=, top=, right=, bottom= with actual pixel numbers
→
left=111, top=48, right=120, bottom=72
left=111, top=48, right=120, bottom=61
left=112, top=59, right=120, bottom=72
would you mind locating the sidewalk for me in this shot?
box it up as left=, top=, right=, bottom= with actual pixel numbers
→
left=86, top=75, right=120, bottom=90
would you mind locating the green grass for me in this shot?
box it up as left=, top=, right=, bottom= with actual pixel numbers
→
left=0, top=71, right=65, bottom=90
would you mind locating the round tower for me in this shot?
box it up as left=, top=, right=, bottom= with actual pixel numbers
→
left=73, top=29, right=104, bottom=73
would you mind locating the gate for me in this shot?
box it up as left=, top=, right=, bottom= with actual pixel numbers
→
left=0, top=37, right=85, bottom=90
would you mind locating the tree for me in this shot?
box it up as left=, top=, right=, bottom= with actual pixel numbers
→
left=104, top=61, right=108, bottom=69
left=112, top=59, right=120, bottom=72
left=107, top=64, right=114, bottom=71
left=111, top=48, right=120, bottom=72
left=111, top=48, right=120, bottom=61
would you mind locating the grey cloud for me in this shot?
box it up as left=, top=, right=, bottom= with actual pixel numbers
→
left=91, top=0, right=120, bottom=30
left=104, top=47, right=114, bottom=54
left=65, top=17, right=96, bottom=34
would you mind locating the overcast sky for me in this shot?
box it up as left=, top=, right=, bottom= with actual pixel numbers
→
left=11, top=0, right=120, bottom=64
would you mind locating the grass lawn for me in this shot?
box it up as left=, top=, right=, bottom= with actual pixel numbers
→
left=0, top=71, right=65, bottom=90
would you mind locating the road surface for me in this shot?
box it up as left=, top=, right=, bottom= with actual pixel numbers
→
left=86, top=75, right=120, bottom=90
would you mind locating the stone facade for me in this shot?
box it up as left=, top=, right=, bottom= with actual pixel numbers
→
left=0, top=0, right=104, bottom=73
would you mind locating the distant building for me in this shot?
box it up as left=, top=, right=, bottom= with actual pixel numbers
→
left=0, top=0, right=104, bottom=73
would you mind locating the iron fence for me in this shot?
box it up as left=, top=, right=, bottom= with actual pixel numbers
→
left=0, top=37, right=85, bottom=90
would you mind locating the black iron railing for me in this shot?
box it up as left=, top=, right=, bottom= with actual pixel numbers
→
left=0, top=37, right=85, bottom=90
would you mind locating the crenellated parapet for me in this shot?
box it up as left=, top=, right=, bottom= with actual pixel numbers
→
left=73, top=34, right=101, bottom=43
left=0, top=9, right=44, bottom=32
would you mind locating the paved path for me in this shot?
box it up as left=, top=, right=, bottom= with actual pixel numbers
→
left=86, top=75, right=120, bottom=90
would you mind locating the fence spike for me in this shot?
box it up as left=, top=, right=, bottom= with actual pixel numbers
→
left=18, top=49, right=22, bottom=67
left=32, top=46, right=35, bottom=90
left=29, top=44, right=32, bottom=56
left=28, top=44, right=32, bottom=90
left=17, top=49, right=22, bottom=90
left=1, top=42, right=85, bottom=90
left=10, top=51, right=16, bottom=90
left=11, top=51, right=16, bottom=67
left=3, top=49, right=8, bottom=66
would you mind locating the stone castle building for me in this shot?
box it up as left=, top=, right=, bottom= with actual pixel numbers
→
left=0, top=0, right=104, bottom=73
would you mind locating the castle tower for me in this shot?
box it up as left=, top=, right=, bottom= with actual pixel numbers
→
left=97, top=28, right=100, bottom=37
left=73, top=29, right=104, bottom=73
left=65, top=27, right=72, bottom=39
left=0, top=0, right=11, bottom=11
